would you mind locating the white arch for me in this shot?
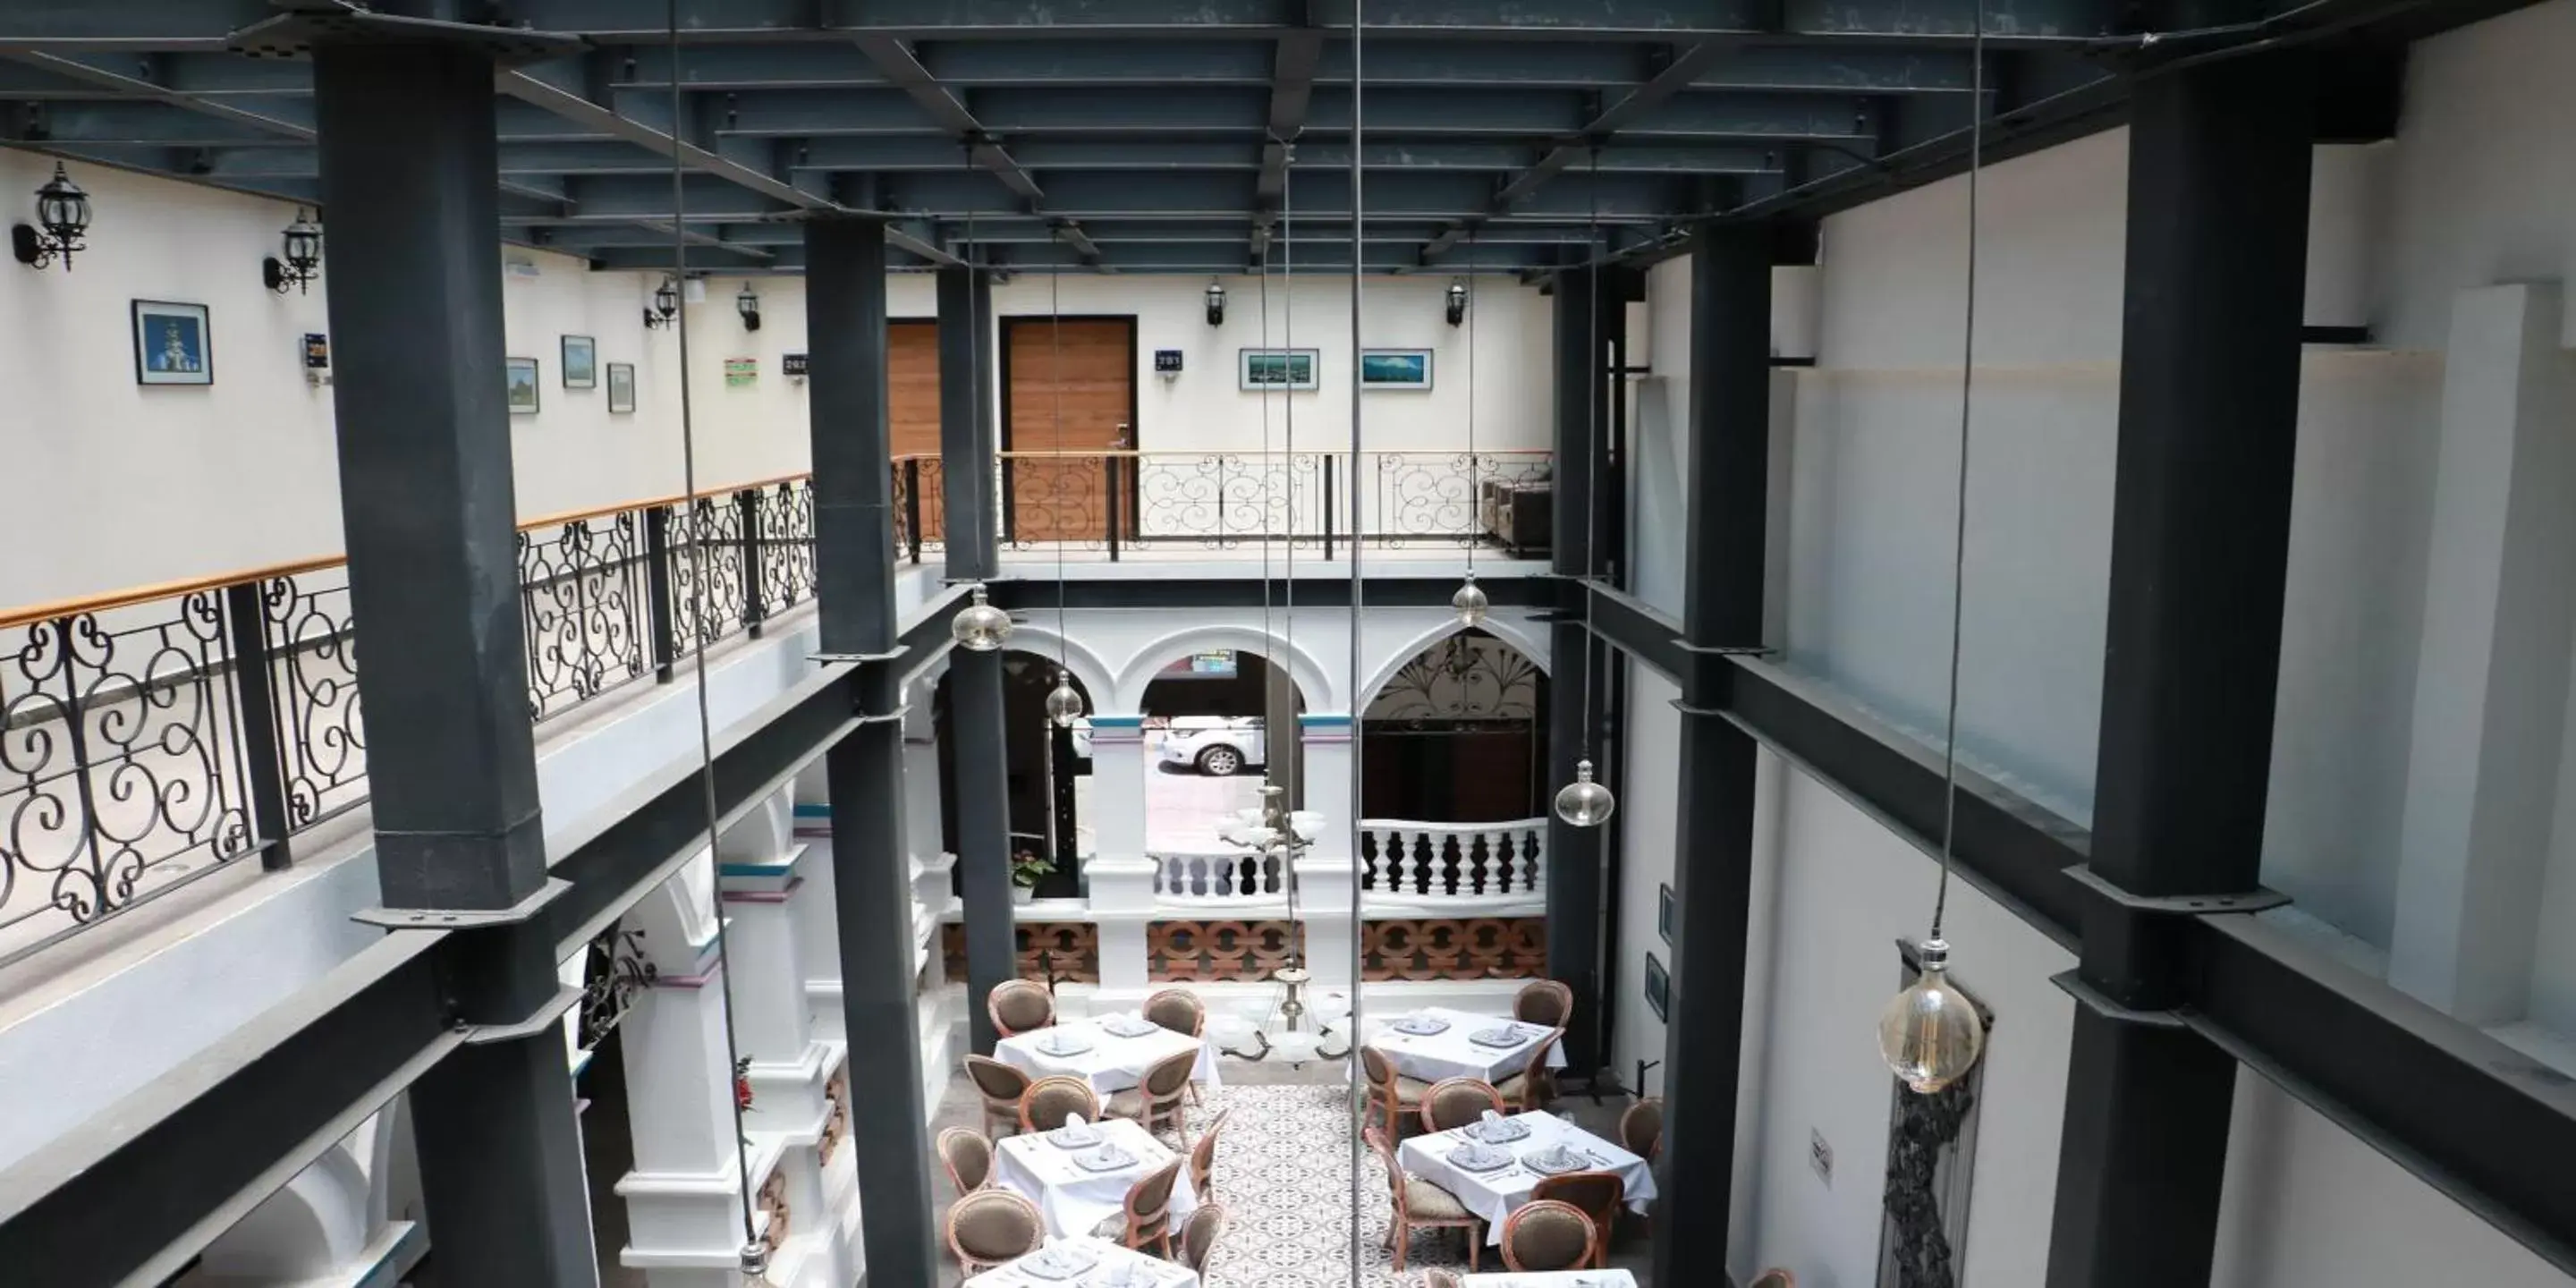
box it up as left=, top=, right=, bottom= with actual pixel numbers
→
left=1353, top=615, right=1552, bottom=714
left=196, top=1141, right=372, bottom=1277
left=1111, top=624, right=1338, bottom=715
left=994, top=624, right=1118, bottom=711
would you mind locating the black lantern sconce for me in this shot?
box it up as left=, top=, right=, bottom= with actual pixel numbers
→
left=1446, top=277, right=1468, bottom=327
left=12, top=162, right=91, bottom=272
left=736, top=281, right=761, bottom=332
left=1204, top=277, right=1225, bottom=326
left=263, top=208, right=324, bottom=294
left=643, top=275, right=680, bottom=329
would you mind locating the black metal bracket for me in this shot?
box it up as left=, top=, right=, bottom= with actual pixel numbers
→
left=2064, top=864, right=2290, bottom=916
left=352, top=876, right=570, bottom=930
left=2052, top=970, right=2192, bottom=1031
left=460, top=983, right=585, bottom=1046
left=1671, top=640, right=1775, bottom=657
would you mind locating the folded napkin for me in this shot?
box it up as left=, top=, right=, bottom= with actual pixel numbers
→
left=1078, top=1143, right=1139, bottom=1172
left=1446, top=1140, right=1511, bottom=1171
left=1047, top=1114, right=1102, bottom=1148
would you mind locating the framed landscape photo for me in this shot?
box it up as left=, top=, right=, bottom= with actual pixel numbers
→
left=561, top=335, right=597, bottom=388
left=606, top=361, right=637, bottom=414
left=131, top=300, right=213, bottom=386
left=505, top=357, right=540, bottom=415
left=1360, top=347, right=1433, bottom=391
left=1239, top=347, right=1319, bottom=392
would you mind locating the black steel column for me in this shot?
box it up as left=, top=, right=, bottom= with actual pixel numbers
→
left=971, top=267, right=1002, bottom=542
left=1652, top=226, right=1773, bottom=1284
left=2046, top=54, right=2316, bottom=1288
left=953, top=646, right=1017, bottom=1055
left=1547, top=265, right=1605, bottom=1074
left=808, top=217, right=942, bottom=1287
left=939, top=265, right=997, bottom=580
left=311, top=35, right=596, bottom=1287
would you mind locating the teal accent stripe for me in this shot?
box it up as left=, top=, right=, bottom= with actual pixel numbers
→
left=793, top=803, right=831, bottom=818
left=1089, top=715, right=1145, bottom=728
left=719, top=859, right=798, bottom=877
left=1299, top=714, right=1354, bottom=729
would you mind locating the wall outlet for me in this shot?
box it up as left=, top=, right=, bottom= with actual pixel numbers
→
left=1809, top=1127, right=1833, bottom=1186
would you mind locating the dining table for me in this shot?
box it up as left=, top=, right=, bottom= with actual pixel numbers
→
left=1370, top=1007, right=1569, bottom=1085
left=1398, top=1110, right=1656, bottom=1245
left=994, top=1117, right=1202, bottom=1241
left=996, top=1013, right=1224, bottom=1097
left=962, top=1235, right=1204, bottom=1287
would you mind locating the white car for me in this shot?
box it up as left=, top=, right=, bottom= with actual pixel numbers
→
left=1157, top=716, right=1267, bottom=776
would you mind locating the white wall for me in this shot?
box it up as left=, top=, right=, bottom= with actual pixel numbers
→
left=0, top=149, right=717, bottom=608
left=1611, top=662, right=1681, bottom=1094
left=678, top=270, right=1556, bottom=461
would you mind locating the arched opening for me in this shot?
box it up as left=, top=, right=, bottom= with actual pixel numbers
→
left=932, top=651, right=1098, bottom=899
left=1138, top=647, right=1308, bottom=851
left=1359, top=627, right=1550, bottom=822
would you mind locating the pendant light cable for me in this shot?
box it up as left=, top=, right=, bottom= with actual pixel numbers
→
left=665, top=0, right=760, bottom=1259
left=1579, top=146, right=1603, bottom=761
left=1465, top=226, right=1477, bottom=575
left=1345, top=4, right=1368, bottom=1278
left=1928, top=0, right=1987, bottom=944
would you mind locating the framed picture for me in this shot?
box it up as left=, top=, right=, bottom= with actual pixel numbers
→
left=1360, top=347, right=1433, bottom=391
left=1658, top=884, right=1675, bottom=945
left=606, top=361, right=636, bottom=414
left=131, top=300, right=213, bottom=386
left=505, top=357, right=540, bottom=415
left=1645, top=953, right=1671, bottom=1022
left=1239, top=347, right=1318, bottom=392
left=561, top=335, right=597, bottom=388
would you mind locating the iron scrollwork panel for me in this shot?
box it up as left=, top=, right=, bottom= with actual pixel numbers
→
left=669, top=496, right=750, bottom=648
left=1, top=594, right=260, bottom=953
left=520, top=513, right=653, bottom=723
left=261, top=572, right=367, bottom=829
left=758, top=480, right=817, bottom=617
left=1373, top=451, right=1552, bottom=546
left=1131, top=453, right=1328, bottom=549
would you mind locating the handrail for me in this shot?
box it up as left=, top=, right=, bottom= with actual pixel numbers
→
left=0, top=471, right=821, bottom=631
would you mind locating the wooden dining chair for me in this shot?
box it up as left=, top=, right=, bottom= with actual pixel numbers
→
left=945, top=1188, right=1043, bottom=1274
left=935, top=1125, right=993, bottom=1197
left=1499, top=1198, right=1598, bottom=1273
left=1530, top=1171, right=1626, bottom=1267
left=987, top=979, right=1056, bottom=1038
left=1423, top=1271, right=1465, bottom=1288
left=1090, top=1157, right=1184, bottom=1258
left=1106, top=1047, right=1198, bottom=1142
left=1749, top=1270, right=1796, bottom=1288
left=1513, top=979, right=1575, bottom=1028
left=963, top=1055, right=1031, bottom=1137
left=1143, top=987, right=1207, bottom=1036
left=1360, top=1045, right=1431, bottom=1139
left=1018, top=1074, right=1101, bottom=1132
left=1365, top=1124, right=1481, bottom=1272
left=1178, top=1200, right=1229, bottom=1274
left=1189, top=1106, right=1232, bottom=1200
left=1419, top=1077, right=1508, bottom=1133
left=1619, top=1096, right=1665, bottom=1161
left=1492, top=1026, right=1563, bottom=1113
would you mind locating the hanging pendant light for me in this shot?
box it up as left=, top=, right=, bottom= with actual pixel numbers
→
left=1876, top=937, right=1986, bottom=1094
left=738, top=1239, right=779, bottom=1287
left=1045, top=670, right=1085, bottom=727
left=949, top=583, right=1013, bottom=651
left=1877, top=0, right=1991, bottom=1097
left=1553, top=758, right=1614, bottom=826
left=1450, top=570, right=1488, bottom=627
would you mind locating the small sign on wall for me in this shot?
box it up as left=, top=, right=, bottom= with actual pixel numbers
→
left=783, top=352, right=809, bottom=377
left=1810, top=1128, right=1835, bottom=1186
left=302, top=332, right=331, bottom=387
left=1657, top=884, right=1674, bottom=945
left=1153, top=348, right=1183, bottom=373
left=724, top=357, right=758, bottom=387
left=1644, top=952, right=1669, bottom=1021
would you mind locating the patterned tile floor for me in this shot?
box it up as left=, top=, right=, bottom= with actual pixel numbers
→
left=932, top=1055, right=1657, bottom=1287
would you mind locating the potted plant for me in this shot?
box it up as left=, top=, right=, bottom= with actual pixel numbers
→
left=1011, top=849, right=1054, bottom=904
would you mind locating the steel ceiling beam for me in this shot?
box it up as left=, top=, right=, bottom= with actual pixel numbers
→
left=1252, top=18, right=1324, bottom=259
left=847, top=31, right=1101, bottom=263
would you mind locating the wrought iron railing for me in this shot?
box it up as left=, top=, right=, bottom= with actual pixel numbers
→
left=886, top=449, right=1553, bottom=563
left=0, top=475, right=818, bottom=967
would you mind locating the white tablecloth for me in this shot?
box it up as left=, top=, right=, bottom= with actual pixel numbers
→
left=1371, top=1008, right=1569, bottom=1085
left=964, top=1236, right=1204, bottom=1287
left=1461, top=1272, right=1640, bottom=1287
left=1398, top=1111, right=1655, bottom=1246
left=994, top=1118, right=1202, bottom=1241
left=996, top=1015, right=1224, bottom=1096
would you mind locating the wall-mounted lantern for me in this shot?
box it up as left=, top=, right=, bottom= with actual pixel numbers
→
left=263, top=208, right=324, bottom=294
left=11, top=162, right=91, bottom=272
left=1446, top=277, right=1468, bottom=327
left=643, top=275, right=679, bottom=329
left=736, top=281, right=761, bottom=332
left=1204, top=277, right=1225, bottom=326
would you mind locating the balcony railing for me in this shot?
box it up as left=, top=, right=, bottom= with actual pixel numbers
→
left=0, top=475, right=818, bottom=968
left=890, top=449, right=1553, bottom=562
left=1359, top=819, right=1548, bottom=902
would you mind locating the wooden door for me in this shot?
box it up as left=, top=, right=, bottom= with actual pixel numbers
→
left=886, top=320, right=945, bottom=541
left=1003, top=317, right=1135, bottom=543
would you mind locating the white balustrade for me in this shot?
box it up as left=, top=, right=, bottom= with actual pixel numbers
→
left=1356, top=818, right=1547, bottom=906
left=1149, top=849, right=1287, bottom=904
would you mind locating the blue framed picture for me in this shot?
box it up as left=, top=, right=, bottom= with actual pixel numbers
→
left=131, top=300, right=212, bottom=386
left=1646, top=953, right=1670, bottom=1021
left=1360, top=347, right=1432, bottom=390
